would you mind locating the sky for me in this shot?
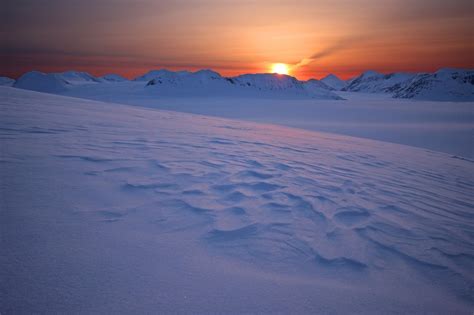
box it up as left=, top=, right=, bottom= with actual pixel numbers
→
left=1, top=0, right=473, bottom=80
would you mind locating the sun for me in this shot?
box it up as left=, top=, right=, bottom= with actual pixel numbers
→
left=271, top=63, right=289, bottom=75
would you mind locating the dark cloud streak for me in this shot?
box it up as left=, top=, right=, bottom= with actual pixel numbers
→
left=293, top=36, right=370, bottom=69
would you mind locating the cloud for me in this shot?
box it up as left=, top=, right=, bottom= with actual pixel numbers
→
left=292, top=36, right=367, bottom=69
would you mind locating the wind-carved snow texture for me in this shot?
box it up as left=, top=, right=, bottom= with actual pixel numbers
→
left=1, top=87, right=473, bottom=314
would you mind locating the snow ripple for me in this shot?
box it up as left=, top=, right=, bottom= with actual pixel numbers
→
left=1, top=87, right=473, bottom=312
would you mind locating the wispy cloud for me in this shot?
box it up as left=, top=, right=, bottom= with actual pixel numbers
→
left=292, top=36, right=368, bottom=69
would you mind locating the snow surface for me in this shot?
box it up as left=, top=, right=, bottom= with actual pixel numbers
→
left=54, top=86, right=474, bottom=158
left=1, top=87, right=473, bottom=314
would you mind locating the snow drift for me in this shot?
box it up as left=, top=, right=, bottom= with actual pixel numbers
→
left=1, top=87, right=473, bottom=314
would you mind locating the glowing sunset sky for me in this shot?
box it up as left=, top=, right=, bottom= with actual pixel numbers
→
left=2, top=0, right=473, bottom=80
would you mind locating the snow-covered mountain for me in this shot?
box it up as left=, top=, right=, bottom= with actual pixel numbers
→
left=393, top=68, right=474, bottom=101
left=1, top=87, right=472, bottom=314
left=233, top=73, right=342, bottom=99
left=134, top=69, right=191, bottom=81
left=343, top=68, right=474, bottom=101
left=10, top=68, right=474, bottom=101
left=14, top=71, right=72, bottom=93
left=14, top=70, right=103, bottom=93
left=320, top=74, right=346, bottom=90
left=232, top=73, right=307, bottom=91
left=144, top=69, right=236, bottom=96
left=59, top=70, right=101, bottom=84
left=343, top=71, right=415, bottom=93
left=0, top=76, right=15, bottom=86
left=146, top=69, right=223, bottom=86
left=302, top=79, right=345, bottom=99
left=13, top=69, right=341, bottom=100
left=303, top=78, right=333, bottom=90
left=100, top=73, right=128, bottom=82
left=145, top=70, right=343, bottom=99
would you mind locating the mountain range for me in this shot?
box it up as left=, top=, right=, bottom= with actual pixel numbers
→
left=2, top=68, right=473, bottom=101
left=343, top=68, right=473, bottom=101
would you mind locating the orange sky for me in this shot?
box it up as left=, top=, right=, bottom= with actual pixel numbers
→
left=2, top=0, right=473, bottom=80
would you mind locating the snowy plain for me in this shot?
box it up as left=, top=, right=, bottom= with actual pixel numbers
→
left=60, top=83, right=474, bottom=158
left=1, top=87, right=473, bottom=314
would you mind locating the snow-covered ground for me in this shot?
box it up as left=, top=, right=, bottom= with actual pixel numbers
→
left=1, top=87, right=473, bottom=314
left=60, top=86, right=474, bottom=158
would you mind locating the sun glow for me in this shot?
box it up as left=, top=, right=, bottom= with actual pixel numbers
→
left=271, top=63, right=289, bottom=75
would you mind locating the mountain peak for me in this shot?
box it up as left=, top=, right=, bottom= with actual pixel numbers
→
left=320, top=73, right=346, bottom=90
left=360, top=70, right=382, bottom=78
left=322, top=73, right=340, bottom=80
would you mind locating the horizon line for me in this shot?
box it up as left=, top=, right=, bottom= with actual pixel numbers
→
left=3, top=66, right=473, bottom=82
